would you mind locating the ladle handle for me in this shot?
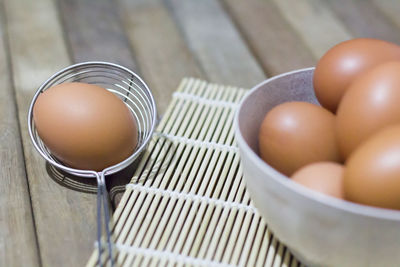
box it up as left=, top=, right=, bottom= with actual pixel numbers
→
left=96, top=173, right=114, bottom=267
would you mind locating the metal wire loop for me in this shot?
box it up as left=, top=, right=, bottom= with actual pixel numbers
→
left=27, top=61, right=157, bottom=267
left=28, top=61, right=157, bottom=177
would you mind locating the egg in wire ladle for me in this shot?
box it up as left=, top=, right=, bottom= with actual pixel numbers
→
left=28, top=62, right=157, bottom=266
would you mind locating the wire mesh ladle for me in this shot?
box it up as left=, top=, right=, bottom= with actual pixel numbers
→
left=27, top=61, right=157, bottom=266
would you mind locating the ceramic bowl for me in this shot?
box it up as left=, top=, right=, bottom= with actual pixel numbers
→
left=234, top=67, right=400, bottom=267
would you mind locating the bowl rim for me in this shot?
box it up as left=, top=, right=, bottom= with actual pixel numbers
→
left=234, top=67, right=400, bottom=221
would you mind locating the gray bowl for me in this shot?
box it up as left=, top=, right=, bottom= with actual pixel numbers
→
left=234, top=68, right=400, bottom=267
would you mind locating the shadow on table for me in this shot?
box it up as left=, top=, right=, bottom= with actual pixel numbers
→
left=45, top=136, right=179, bottom=208
left=45, top=154, right=142, bottom=208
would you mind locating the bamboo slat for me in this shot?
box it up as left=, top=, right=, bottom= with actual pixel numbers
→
left=86, top=78, right=301, bottom=267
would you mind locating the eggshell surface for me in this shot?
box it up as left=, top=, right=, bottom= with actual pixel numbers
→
left=291, top=162, right=345, bottom=199
left=313, top=38, right=400, bottom=113
left=33, top=82, right=138, bottom=171
left=336, top=61, right=400, bottom=159
left=344, top=125, right=400, bottom=210
left=258, top=101, right=341, bottom=176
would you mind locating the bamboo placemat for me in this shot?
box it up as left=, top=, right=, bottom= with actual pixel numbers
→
left=86, top=78, right=304, bottom=267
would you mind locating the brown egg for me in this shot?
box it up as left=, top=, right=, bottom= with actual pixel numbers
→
left=336, top=61, right=400, bottom=159
left=344, top=125, right=400, bottom=210
left=291, top=162, right=345, bottom=199
left=33, top=82, right=138, bottom=171
left=314, top=38, right=400, bottom=113
left=258, top=101, right=341, bottom=176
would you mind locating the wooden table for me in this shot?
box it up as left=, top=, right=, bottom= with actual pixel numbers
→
left=2, top=0, right=400, bottom=266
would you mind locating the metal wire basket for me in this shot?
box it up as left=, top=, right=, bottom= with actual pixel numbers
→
left=27, top=61, right=157, bottom=266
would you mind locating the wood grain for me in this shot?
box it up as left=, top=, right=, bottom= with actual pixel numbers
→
left=117, top=0, right=205, bottom=114
left=58, top=0, right=137, bottom=71
left=4, top=0, right=97, bottom=266
left=58, top=0, right=143, bottom=208
left=165, top=0, right=266, bottom=87
left=272, top=0, right=352, bottom=58
left=0, top=2, right=40, bottom=266
left=3, top=0, right=400, bottom=266
left=373, top=0, right=400, bottom=32
left=325, top=0, right=400, bottom=44
left=222, top=0, right=316, bottom=76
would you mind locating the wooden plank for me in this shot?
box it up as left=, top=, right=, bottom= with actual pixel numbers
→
left=116, top=0, right=205, bottom=114
left=58, top=0, right=141, bottom=208
left=4, top=0, right=98, bottom=266
left=325, top=0, right=400, bottom=44
left=165, top=0, right=266, bottom=87
left=222, top=0, right=316, bottom=76
left=272, top=0, right=353, bottom=58
left=0, top=3, right=40, bottom=266
left=58, top=0, right=137, bottom=71
left=373, top=0, right=400, bottom=31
